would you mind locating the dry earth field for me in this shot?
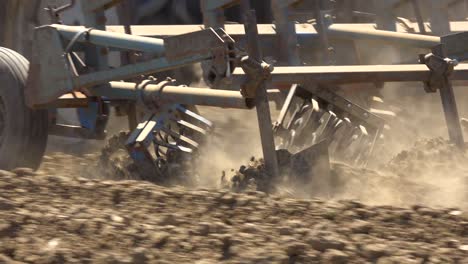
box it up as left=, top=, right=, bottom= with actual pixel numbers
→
left=0, top=133, right=465, bottom=263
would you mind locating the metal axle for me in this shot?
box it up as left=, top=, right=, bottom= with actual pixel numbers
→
left=90, top=81, right=250, bottom=109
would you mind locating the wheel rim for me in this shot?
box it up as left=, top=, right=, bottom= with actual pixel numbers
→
left=0, top=97, right=5, bottom=146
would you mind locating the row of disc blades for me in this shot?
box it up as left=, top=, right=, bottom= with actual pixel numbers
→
left=276, top=97, right=379, bottom=166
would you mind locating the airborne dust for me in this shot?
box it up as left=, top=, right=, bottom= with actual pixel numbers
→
left=196, top=99, right=468, bottom=210
left=42, top=85, right=468, bottom=210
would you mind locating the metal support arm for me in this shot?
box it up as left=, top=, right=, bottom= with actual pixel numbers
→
left=106, top=23, right=442, bottom=49
left=326, top=24, right=439, bottom=48
left=232, top=63, right=468, bottom=86
left=51, top=24, right=166, bottom=55
left=27, top=26, right=233, bottom=107
left=88, top=81, right=250, bottom=109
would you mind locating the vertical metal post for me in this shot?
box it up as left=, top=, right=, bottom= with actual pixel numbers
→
left=334, top=0, right=354, bottom=23
left=79, top=0, right=111, bottom=136
left=429, top=0, right=451, bottom=35
left=239, top=0, right=251, bottom=15
left=201, top=0, right=226, bottom=29
left=244, top=10, right=280, bottom=181
left=117, top=1, right=138, bottom=130
left=80, top=1, right=109, bottom=69
left=374, top=0, right=397, bottom=31
left=271, top=0, right=300, bottom=66
left=271, top=0, right=301, bottom=129
left=411, top=0, right=427, bottom=34
left=313, top=2, right=335, bottom=65
left=433, top=46, right=464, bottom=147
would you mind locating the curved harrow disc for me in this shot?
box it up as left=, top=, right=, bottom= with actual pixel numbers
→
left=275, top=86, right=386, bottom=166
left=123, top=104, right=212, bottom=184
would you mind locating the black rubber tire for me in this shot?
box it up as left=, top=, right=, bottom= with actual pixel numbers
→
left=0, top=47, right=48, bottom=170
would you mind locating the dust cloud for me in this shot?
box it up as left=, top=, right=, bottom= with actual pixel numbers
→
left=195, top=107, right=263, bottom=188
left=204, top=81, right=468, bottom=210
left=43, top=67, right=468, bottom=210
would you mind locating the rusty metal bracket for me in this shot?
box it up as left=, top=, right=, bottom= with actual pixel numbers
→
left=165, top=28, right=235, bottom=87
left=26, top=26, right=74, bottom=108
left=165, top=28, right=233, bottom=61
left=239, top=56, right=273, bottom=99
left=420, top=45, right=464, bottom=147
left=138, top=77, right=176, bottom=111
left=420, top=51, right=458, bottom=93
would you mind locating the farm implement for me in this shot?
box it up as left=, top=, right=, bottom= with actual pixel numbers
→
left=1, top=0, right=468, bottom=191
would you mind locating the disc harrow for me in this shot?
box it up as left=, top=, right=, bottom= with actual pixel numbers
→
left=125, top=103, right=212, bottom=184
left=274, top=84, right=384, bottom=166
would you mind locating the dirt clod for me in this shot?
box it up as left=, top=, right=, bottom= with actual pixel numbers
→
left=322, top=249, right=350, bottom=264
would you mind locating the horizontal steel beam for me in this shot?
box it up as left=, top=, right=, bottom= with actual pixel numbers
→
left=105, top=23, right=443, bottom=49
left=326, top=24, right=439, bottom=48
left=105, top=21, right=468, bottom=37
left=74, top=53, right=209, bottom=89
left=90, top=81, right=250, bottom=109
left=51, top=24, right=166, bottom=55
left=106, top=24, right=286, bottom=37
left=232, top=63, right=468, bottom=85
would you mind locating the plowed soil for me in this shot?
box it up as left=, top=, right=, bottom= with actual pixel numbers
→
left=0, top=137, right=466, bottom=263
left=0, top=168, right=467, bottom=263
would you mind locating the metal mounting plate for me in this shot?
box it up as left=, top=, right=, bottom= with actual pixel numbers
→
left=164, top=28, right=233, bottom=62
left=26, top=26, right=74, bottom=108
left=441, top=32, right=468, bottom=61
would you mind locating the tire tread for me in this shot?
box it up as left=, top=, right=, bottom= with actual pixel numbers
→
left=0, top=47, right=48, bottom=170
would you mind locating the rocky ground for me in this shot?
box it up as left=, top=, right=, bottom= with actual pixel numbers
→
left=0, top=167, right=467, bottom=263
left=0, top=135, right=466, bottom=263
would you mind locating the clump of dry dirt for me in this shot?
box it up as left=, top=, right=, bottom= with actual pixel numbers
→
left=0, top=168, right=467, bottom=263
left=221, top=157, right=268, bottom=193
